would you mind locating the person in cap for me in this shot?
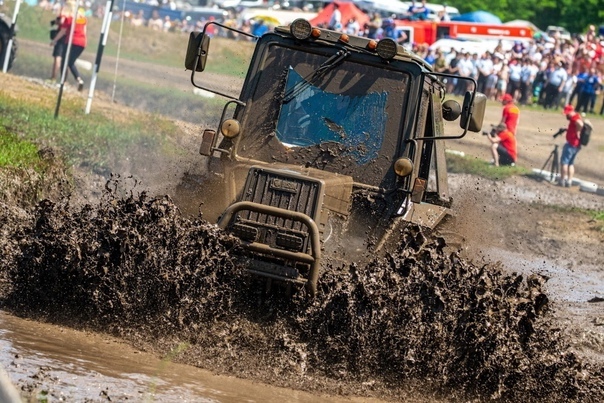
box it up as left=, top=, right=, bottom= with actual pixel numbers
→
left=558, top=105, right=584, bottom=187
left=486, top=123, right=517, bottom=167
left=500, top=93, right=520, bottom=135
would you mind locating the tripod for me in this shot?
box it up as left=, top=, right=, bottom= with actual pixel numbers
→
left=540, top=144, right=560, bottom=183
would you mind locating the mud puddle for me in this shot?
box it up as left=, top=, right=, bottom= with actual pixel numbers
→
left=1, top=189, right=604, bottom=402
left=1, top=311, right=379, bottom=402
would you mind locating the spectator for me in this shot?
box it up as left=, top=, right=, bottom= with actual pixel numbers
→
left=559, top=67, right=577, bottom=109
left=345, top=18, right=360, bottom=35
left=408, top=0, right=428, bottom=21
left=148, top=10, right=163, bottom=31
left=437, top=9, right=450, bottom=22
left=130, top=10, right=145, bottom=28
left=495, top=58, right=509, bottom=101
left=162, top=16, right=172, bottom=33
left=455, top=52, right=473, bottom=95
left=576, top=67, right=601, bottom=113
left=558, top=105, right=584, bottom=187
left=49, top=9, right=65, bottom=82
left=486, top=123, right=517, bottom=167
left=476, top=51, right=494, bottom=94
left=50, top=0, right=87, bottom=92
left=519, top=58, right=538, bottom=105
left=328, top=2, right=342, bottom=31
left=543, top=61, right=568, bottom=109
left=500, top=93, right=520, bottom=135
left=365, top=13, right=382, bottom=39
left=507, top=58, right=522, bottom=101
left=444, top=50, right=460, bottom=94
left=251, top=19, right=269, bottom=37
left=570, top=66, right=588, bottom=106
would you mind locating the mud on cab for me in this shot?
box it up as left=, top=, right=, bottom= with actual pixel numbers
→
left=185, top=19, right=486, bottom=295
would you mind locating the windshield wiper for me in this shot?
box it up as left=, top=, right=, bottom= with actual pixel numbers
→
left=283, top=49, right=350, bottom=104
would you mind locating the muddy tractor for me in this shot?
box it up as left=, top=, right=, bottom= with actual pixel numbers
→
left=185, top=19, right=486, bottom=295
left=0, top=12, right=17, bottom=71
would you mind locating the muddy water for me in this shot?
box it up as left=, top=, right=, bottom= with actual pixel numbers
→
left=0, top=311, right=381, bottom=402
left=1, top=192, right=604, bottom=402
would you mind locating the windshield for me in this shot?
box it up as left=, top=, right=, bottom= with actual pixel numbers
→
left=237, top=42, right=411, bottom=188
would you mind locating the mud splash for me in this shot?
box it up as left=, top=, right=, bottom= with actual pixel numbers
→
left=1, top=185, right=603, bottom=402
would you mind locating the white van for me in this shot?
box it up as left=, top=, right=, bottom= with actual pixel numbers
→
left=354, top=0, right=410, bottom=18
left=400, top=2, right=460, bottom=21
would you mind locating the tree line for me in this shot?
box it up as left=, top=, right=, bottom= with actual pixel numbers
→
left=447, top=0, right=603, bottom=35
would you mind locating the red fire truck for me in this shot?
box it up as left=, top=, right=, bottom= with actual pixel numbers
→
left=395, top=20, right=534, bottom=47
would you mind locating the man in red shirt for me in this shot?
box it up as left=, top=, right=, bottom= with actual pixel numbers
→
left=558, top=104, right=584, bottom=187
left=487, top=123, right=517, bottom=166
left=49, top=1, right=87, bottom=91
left=500, top=93, right=520, bottom=135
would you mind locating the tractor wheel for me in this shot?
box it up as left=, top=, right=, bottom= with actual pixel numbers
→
left=0, top=16, right=17, bottom=72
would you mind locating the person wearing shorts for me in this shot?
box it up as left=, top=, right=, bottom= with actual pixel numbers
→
left=559, top=104, right=584, bottom=187
left=50, top=14, right=64, bottom=82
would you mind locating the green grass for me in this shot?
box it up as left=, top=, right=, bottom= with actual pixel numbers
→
left=11, top=2, right=255, bottom=74
left=592, top=210, right=604, bottom=232
left=0, top=127, right=44, bottom=170
left=0, top=90, right=176, bottom=171
left=445, top=152, right=530, bottom=180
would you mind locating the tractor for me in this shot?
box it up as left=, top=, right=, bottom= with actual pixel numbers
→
left=184, top=19, right=486, bottom=295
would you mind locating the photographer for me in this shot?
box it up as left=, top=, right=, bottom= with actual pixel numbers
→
left=485, top=123, right=517, bottom=166
left=557, top=104, right=584, bottom=187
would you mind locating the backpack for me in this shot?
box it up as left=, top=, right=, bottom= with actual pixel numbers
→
left=580, top=119, right=592, bottom=146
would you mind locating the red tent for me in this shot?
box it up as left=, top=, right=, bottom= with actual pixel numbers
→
left=310, top=2, right=370, bottom=29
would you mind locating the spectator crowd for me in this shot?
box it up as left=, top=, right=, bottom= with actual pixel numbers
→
left=35, top=1, right=604, bottom=115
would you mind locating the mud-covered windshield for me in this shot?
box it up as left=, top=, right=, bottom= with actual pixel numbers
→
left=276, top=67, right=388, bottom=164
left=237, top=42, right=411, bottom=188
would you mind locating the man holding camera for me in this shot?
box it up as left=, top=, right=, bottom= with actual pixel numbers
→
left=556, top=104, right=584, bottom=187
left=485, top=123, right=517, bottom=166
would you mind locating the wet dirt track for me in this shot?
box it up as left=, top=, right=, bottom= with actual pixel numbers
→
left=2, top=43, right=604, bottom=402
left=1, top=184, right=603, bottom=402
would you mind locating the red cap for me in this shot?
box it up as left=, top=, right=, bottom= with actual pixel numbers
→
left=501, top=94, right=513, bottom=103
left=563, top=104, right=574, bottom=115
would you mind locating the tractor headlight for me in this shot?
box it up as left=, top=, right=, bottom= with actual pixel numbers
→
left=394, top=157, right=413, bottom=177
left=220, top=119, right=241, bottom=139
left=376, top=38, right=398, bottom=60
left=290, top=19, right=312, bottom=40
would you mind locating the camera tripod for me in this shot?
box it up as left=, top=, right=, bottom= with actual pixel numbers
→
left=540, top=144, right=560, bottom=183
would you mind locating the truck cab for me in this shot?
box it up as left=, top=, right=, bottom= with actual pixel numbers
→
left=185, top=19, right=485, bottom=295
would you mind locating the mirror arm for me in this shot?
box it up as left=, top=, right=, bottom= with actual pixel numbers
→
left=415, top=73, right=476, bottom=141
left=189, top=21, right=257, bottom=102
left=189, top=68, right=246, bottom=103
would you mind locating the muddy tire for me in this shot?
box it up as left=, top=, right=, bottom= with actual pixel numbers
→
left=0, top=14, right=17, bottom=72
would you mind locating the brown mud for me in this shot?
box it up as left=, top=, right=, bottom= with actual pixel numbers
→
left=0, top=180, right=603, bottom=402
left=1, top=44, right=604, bottom=401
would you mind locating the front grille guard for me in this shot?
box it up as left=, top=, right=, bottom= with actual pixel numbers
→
left=217, top=201, right=321, bottom=296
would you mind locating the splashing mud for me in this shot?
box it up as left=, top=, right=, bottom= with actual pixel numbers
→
left=1, top=182, right=603, bottom=402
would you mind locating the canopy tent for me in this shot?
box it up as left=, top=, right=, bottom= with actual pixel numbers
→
left=451, top=11, right=502, bottom=24
left=310, top=2, right=370, bottom=29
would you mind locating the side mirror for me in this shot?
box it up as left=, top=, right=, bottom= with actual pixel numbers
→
left=459, top=92, right=487, bottom=133
left=185, top=32, right=210, bottom=72
left=199, top=129, right=216, bottom=156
